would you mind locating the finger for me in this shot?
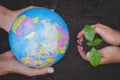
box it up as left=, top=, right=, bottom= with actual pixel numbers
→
left=77, top=40, right=82, bottom=45
left=77, top=45, right=89, bottom=61
left=77, top=36, right=84, bottom=46
left=77, top=40, right=81, bottom=45
left=100, top=58, right=111, bottom=64
left=79, top=36, right=84, bottom=43
left=100, top=58, right=106, bottom=64
left=91, top=23, right=107, bottom=29
left=77, top=24, right=103, bottom=39
left=91, top=23, right=108, bottom=35
left=77, top=29, right=84, bottom=39
left=80, top=36, right=84, bottom=42
left=97, top=48, right=110, bottom=64
left=23, top=67, right=54, bottom=76
left=97, top=47, right=108, bottom=57
left=91, top=24, right=99, bottom=34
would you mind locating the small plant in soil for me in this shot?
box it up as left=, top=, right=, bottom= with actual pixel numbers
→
left=84, top=25, right=103, bottom=67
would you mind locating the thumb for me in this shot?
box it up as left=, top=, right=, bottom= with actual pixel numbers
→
left=22, top=67, right=54, bottom=76
left=85, top=52, right=90, bottom=61
left=86, top=52, right=90, bottom=58
left=91, top=24, right=103, bottom=34
left=97, top=49, right=108, bottom=64
left=91, top=24, right=108, bottom=37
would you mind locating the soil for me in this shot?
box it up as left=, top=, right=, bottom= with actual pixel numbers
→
left=0, top=0, right=120, bottom=80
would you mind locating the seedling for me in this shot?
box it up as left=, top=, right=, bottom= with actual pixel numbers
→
left=84, top=25, right=102, bottom=67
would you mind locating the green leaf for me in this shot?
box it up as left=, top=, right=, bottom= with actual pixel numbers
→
left=89, top=47, right=101, bottom=67
left=93, top=38, right=103, bottom=46
left=84, top=25, right=95, bottom=42
left=87, top=39, right=103, bottom=46
left=87, top=41, right=94, bottom=46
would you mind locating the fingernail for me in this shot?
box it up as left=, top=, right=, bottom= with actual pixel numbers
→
left=48, top=68, right=54, bottom=73
left=86, top=52, right=90, bottom=57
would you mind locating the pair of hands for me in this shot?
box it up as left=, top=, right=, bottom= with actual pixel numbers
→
left=0, top=6, right=54, bottom=76
left=0, top=6, right=120, bottom=76
left=77, top=24, right=120, bottom=64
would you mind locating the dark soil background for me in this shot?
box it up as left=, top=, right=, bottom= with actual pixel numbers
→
left=0, top=0, right=120, bottom=80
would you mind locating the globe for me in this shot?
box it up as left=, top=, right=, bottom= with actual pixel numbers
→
left=9, top=7, right=69, bottom=68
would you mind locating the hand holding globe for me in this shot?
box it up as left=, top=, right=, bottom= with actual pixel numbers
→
left=9, top=7, right=69, bottom=68
left=0, top=6, right=69, bottom=76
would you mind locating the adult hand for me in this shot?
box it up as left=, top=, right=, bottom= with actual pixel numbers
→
left=77, top=23, right=120, bottom=64
left=0, top=6, right=37, bottom=32
left=0, top=51, right=54, bottom=76
left=77, top=23, right=120, bottom=46
left=78, top=45, right=120, bottom=64
left=0, top=6, right=54, bottom=76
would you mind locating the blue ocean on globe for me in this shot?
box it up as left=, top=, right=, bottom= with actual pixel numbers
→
left=9, top=7, right=69, bottom=68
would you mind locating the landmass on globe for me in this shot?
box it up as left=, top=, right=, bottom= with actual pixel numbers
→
left=9, top=8, right=69, bottom=68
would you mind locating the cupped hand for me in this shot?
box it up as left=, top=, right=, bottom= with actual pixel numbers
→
left=77, top=23, right=120, bottom=46
left=78, top=45, right=120, bottom=64
left=0, top=6, right=54, bottom=76
left=77, top=23, right=120, bottom=65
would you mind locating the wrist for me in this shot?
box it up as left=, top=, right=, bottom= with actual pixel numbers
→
left=114, top=30, right=120, bottom=46
left=0, top=6, right=13, bottom=32
left=0, top=55, right=12, bottom=75
left=112, top=30, right=120, bottom=46
left=0, top=53, right=12, bottom=75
